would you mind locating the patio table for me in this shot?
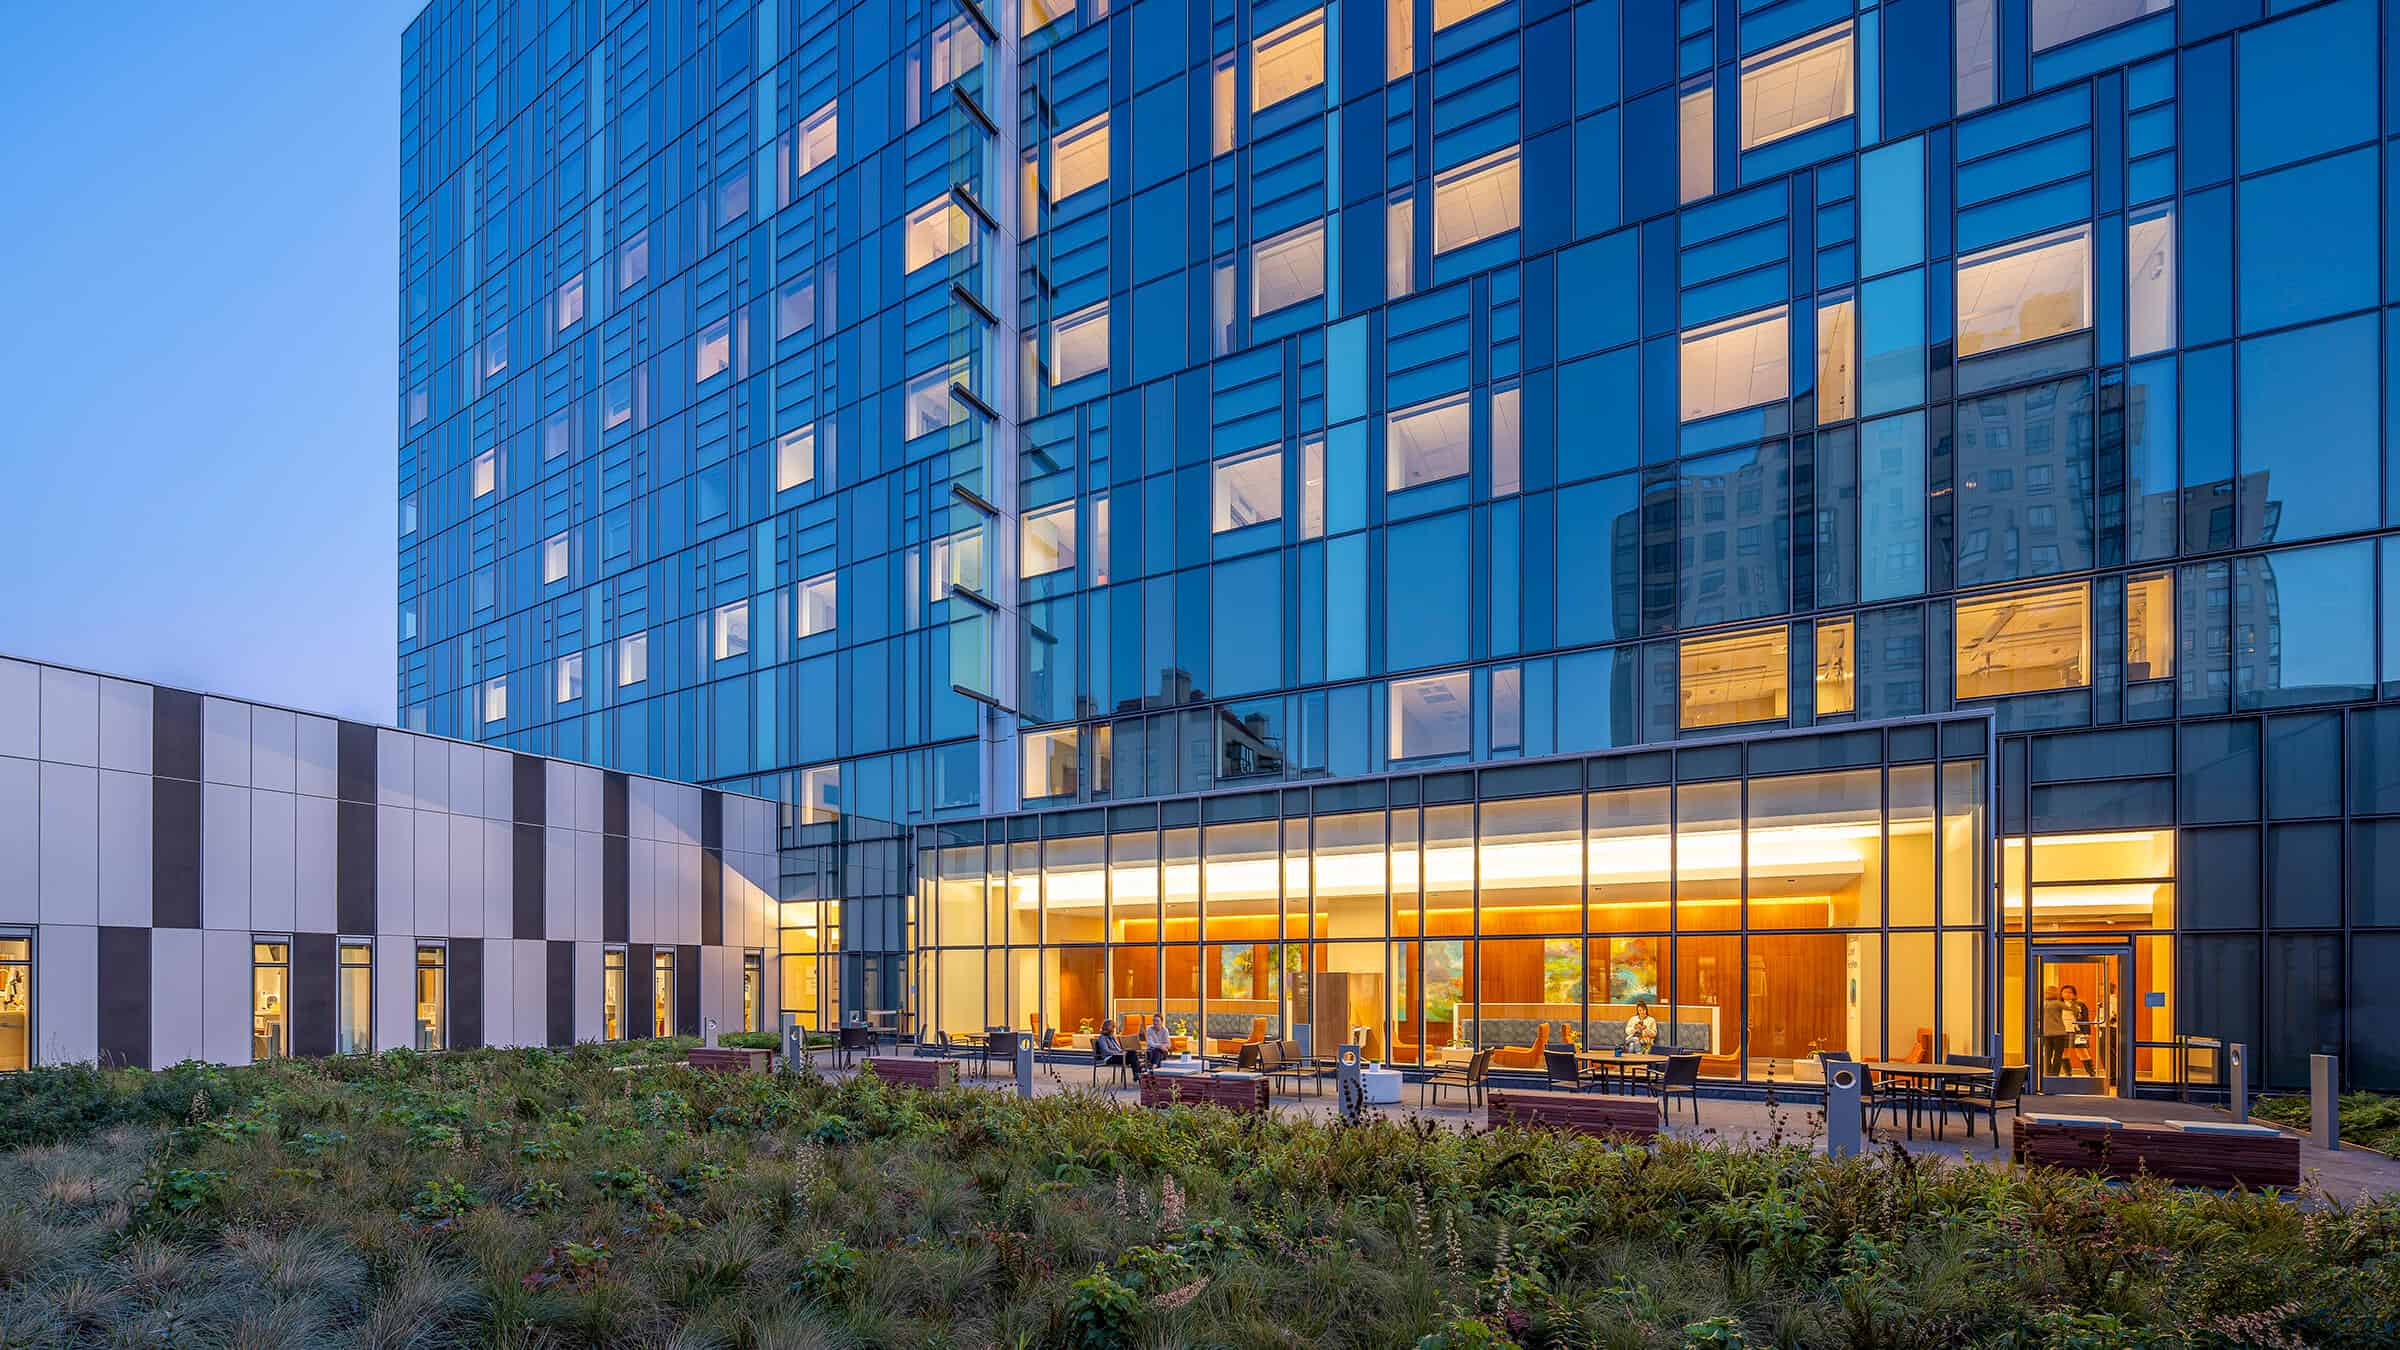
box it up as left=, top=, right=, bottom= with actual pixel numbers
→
left=1575, top=1050, right=1669, bottom=1094
left=1856, top=1061, right=1991, bottom=1139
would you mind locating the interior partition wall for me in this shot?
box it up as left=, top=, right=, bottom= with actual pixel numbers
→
left=909, top=714, right=2000, bottom=1082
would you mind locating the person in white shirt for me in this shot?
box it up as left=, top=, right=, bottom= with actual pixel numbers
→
left=1141, top=1017, right=1170, bottom=1068
left=1622, top=1001, right=1659, bottom=1052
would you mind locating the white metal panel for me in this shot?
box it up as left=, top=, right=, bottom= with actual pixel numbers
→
left=482, top=940, right=515, bottom=1047
left=0, top=659, right=36, bottom=760
left=629, top=777, right=657, bottom=841
left=34, top=922, right=97, bottom=1066
left=151, top=927, right=206, bottom=1068
left=96, top=768, right=153, bottom=927
left=513, top=940, right=546, bottom=1047
left=412, top=738, right=448, bottom=813
left=448, top=814, right=484, bottom=938
left=376, top=729, right=413, bottom=807
left=544, top=763, right=575, bottom=830
left=573, top=768, right=603, bottom=837
left=573, top=832, right=602, bottom=940
left=199, top=696, right=249, bottom=785
left=668, top=784, right=700, bottom=847
left=482, top=820, right=512, bottom=940
left=0, top=757, right=37, bottom=924
left=574, top=940, right=601, bottom=1043
left=200, top=929, right=252, bottom=1067
left=448, top=743, right=484, bottom=819
left=377, top=806, right=415, bottom=936
left=376, top=935, right=415, bottom=1052
left=413, top=810, right=449, bottom=937
left=29, top=779, right=99, bottom=923
left=249, top=790, right=297, bottom=933
left=483, top=748, right=512, bottom=822
left=295, top=715, right=339, bottom=799
left=544, top=829, right=574, bottom=939
left=295, top=795, right=337, bottom=933
left=200, top=783, right=252, bottom=931
left=38, top=668, right=99, bottom=768
left=96, top=678, right=153, bottom=775
left=248, top=707, right=295, bottom=793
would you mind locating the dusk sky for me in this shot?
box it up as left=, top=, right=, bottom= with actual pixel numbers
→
left=0, top=2, right=421, bottom=722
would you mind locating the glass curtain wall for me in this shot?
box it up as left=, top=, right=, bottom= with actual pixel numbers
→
left=912, top=721, right=2005, bottom=1081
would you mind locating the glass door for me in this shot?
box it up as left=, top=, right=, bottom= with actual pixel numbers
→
left=2034, top=948, right=2129, bottom=1096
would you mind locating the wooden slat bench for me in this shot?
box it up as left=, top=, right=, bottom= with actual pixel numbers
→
left=1488, top=1090, right=1662, bottom=1140
left=863, top=1056, right=959, bottom=1089
left=686, top=1047, right=773, bottom=1074
left=1140, top=1072, right=1270, bottom=1113
left=2013, top=1116, right=2300, bottom=1189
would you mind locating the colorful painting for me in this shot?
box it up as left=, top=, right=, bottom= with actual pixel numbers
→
left=1603, top=938, right=1659, bottom=1004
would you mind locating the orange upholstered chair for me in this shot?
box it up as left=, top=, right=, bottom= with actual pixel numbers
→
left=1487, top=1022, right=1551, bottom=1070
left=1121, top=1014, right=1146, bottom=1042
left=1211, top=1016, right=1268, bottom=1055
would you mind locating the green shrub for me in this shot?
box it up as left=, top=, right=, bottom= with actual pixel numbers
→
left=789, top=1239, right=861, bottom=1303
left=1062, top=1269, right=1141, bottom=1348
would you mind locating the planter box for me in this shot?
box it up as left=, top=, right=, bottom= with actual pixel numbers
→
left=864, top=1056, right=959, bottom=1089
left=2013, top=1117, right=2300, bottom=1189
left=1140, top=1071, right=1270, bottom=1114
left=686, top=1047, right=772, bottom=1074
left=1487, top=1090, right=1661, bottom=1140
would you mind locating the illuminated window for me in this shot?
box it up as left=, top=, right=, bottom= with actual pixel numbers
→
left=472, top=450, right=497, bottom=498
left=928, top=15, right=985, bottom=89
left=1388, top=394, right=1471, bottom=491
left=795, top=100, right=839, bottom=176
left=602, top=947, right=627, bottom=1041
left=905, top=197, right=969, bottom=273
left=1818, top=294, right=1856, bottom=422
left=1252, top=11, right=1326, bottom=110
left=1213, top=447, right=1283, bottom=532
left=1213, top=55, right=1237, bottom=155
left=1388, top=0, right=1415, bottom=79
left=696, top=318, right=732, bottom=381
left=1390, top=671, right=1472, bottom=760
left=797, top=572, right=837, bottom=636
left=652, top=950, right=677, bottom=1037
left=1679, top=305, right=1791, bottom=422
left=743, top=951, right=764, bottom=1033
left=337, top=940, right=372, bottom=1055
left=799, top=763, right=842, bottom=824
left=1020, top=150, right=1041, bottom=237
left=252, top=941, right=290, bottom=1060
left=2031, top=0, right=2170, bottom=51
left=776, top=273, right=815, bottom=338
left=1387, top=193, right=1416, bottom=297
left=1054, top=113, right=1109, bottom=201
left=543, top=533, right=569, bottom=584
left=1435, top=0, right=1506, bottom=26
left=1955, top=581, right=2091, bottom=699
left=1492, top=386, right=1522, bottom=496
left=1432, top=150, right=1519, bottom=253
left=906, top=365, right=962, bottom=439
left=713, top=599, right=751, bottom=661
left=620, top=228, right=650, bottom=288
left=776, top=424, right=816, bottom=492
left=1300, top=436, right=1326, bottom=538
left=555, top=653, right=584, bottom=704
left=1815, top=617, right=1856, bottom=714
left=483, top=332, right=508, bottom=378
left=1051, top=303, right=1108, bottom=384
left=1252, top=221, right=1326, bottom=315
left=0, top=934, right=29, bottom=1069
left=481, top=677, right=507, bottom=724
left=617, top=631, right=648, bottom=686
left=1091, top=494, right=1112, bottom=584
left=2126, top=570, right=2173, bottom=681
left=1024, top=0, right=1068, bottom=32
left=1679, top=626, right=1791, bottom=729
left=931, top=529, right=987, bottom=600
left=2128, top=208, right=2175, bottom=358
left=1023, top=726, right=1081, bottom=800
left=1022, top=502, right=1078, bottom=576
left=1739, top=25, right=1854, bottom=150
left=1679, top=84, right=1714, bottom=203
left=1956, top=225, right=2091, bottom=358
left=556, top=274, right=585, bottom=331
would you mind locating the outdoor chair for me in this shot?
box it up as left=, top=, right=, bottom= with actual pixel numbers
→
left=1649, top=1053, right=1702, bottom=1121
left=1091, top=1038, right=1136, bottom=1088
left=1946, top=1064, right=2029, bottom=1141
left=981, top=1030, right=1022, bottom=1077
left=835, top=1024, right=875, bottom=1069
left=1420, top=1047, right=1494, bottom=1109
left=1266, top=1039, right=1318, bottom=1096
left=1543, top=1045, right=1593, bottom=1092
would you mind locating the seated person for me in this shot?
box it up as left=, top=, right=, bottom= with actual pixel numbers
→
left=1621, top=1001, right=1659, bottom=1052
left=1141, top=1017, right=1170, bottom=1068
left=1095, top=1021, right=1136, bottom=1075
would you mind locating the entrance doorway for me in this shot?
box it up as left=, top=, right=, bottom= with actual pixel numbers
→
left=2034, top=948, right=2128, bottom=1096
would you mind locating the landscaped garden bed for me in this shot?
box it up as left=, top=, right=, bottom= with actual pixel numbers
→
left=2, top=1044, right=2396, bottom=1347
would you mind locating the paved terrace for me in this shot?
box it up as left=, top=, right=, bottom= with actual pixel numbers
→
left=792, top=1052, right=2399, bottom=1203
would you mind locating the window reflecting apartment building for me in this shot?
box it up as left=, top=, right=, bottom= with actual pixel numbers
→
left=396, top=0, right=2400, bottom=1092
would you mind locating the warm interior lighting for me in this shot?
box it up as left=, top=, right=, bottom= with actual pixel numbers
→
left=1957, top=225, right=2091, bottom=358
left=1739, top=24, right=1855, bottom=149
left=1680, top=626, right=1791, bottom=729
left=1251, top=11, right=1326, bottom=110
left=1680, top=306, right=1791, bottom=422
left=1956, top=581, right=2090, bottom=699
left=1431, top=150, right=1519, bottom=254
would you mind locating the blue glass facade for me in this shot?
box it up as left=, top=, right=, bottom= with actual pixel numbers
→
left=400, top=0, right=2400, bottom=1089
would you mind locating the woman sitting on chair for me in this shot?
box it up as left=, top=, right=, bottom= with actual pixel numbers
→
left=1141, top=1016, right=1170, bottom=1069
left=1622, top=1001, right=1660, bottom=1052
left=1095, top=1021, right=1137, bottom=1080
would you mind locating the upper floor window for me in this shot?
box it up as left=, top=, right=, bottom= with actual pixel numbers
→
left=776, top=425, right=817, bottom=493
left=1023, top=726, right=1080, bottom=800
left=927, top=15, right=985, bottom=90
left=1680, top=305, right=1791, bottom=422
left=2125, top=571, right=2173, bottom=681
left=400, top=494, right=419, bottom=535
left=1389, top=671, right=1471, bottom=760
left=542, top=533, right=569, bottom=584
left=1431, top=150, right=1519, bottom=253
left=795, top=100, right=839, bottom=177
left=696, top=318, right=732, bottom=382
left=617, top=632, right=648, bottom=686
left=713, top=599, right=751, bottom=661
left=1679, top=83, right=1714, bottom=203
left=1024, top=0, right=1068, bottom=33
left=1388, top=0, right=1415, bottom=78
left=1022, top=502, right=1078, bottom=576
left=481, top=677, right=507, bottom=724
left=2031, top=0, right=2169, bottom=51
left=931, top=528, right=987, bottom=600
left=797, top=573, right=838, bottom=637
left=544, top=410, right=572, bottom=460
left=1957, top=224, right=2091, bottom=359
left=905, top=197, right=969, bottom=273
left=1739, top=24, right=1855, bottom=151
left=1387, top=394, right=1471, bottom=491
left=906, top=365, right=963, bottom=439
left=556, top=274, right=585, bottom=331
left=1050, top=303, right=1108, bottom=385
left=1818, top=294, right=1857, bottom=422
left=1252, top=11, right=1326, bottom=110
left=1212, top=54, right=1237, bottom=155
left=1252, top=221, right=1326, bottom=315
left=1680, top=626, right=1790, bottom=729
left=1815, top=617, right=1856, bottom=714
left=620, top=228, right=650, bottom=289
left=1213, top=447, right=1284, bottom=532
left=555, top=653, right=584, bottom=704
left=1492, top=386, right=1522, bottom=496
left=2128, top=208, right=2175, bottom=358
left=471, top=450, right=497, bottom=498
left=1053, top=113, right=1109, bottom=201
left=1955, top=581, right=2090, bottom=700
